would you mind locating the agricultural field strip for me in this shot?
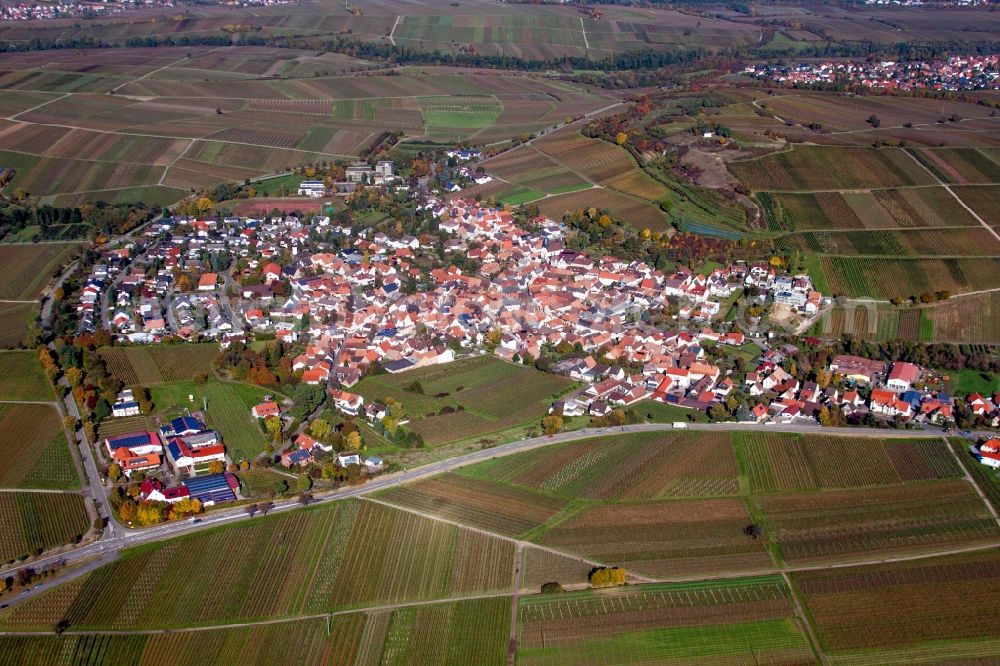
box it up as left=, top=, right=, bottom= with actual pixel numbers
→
left=0, top=426, right=982, bottom=585
left=0, top=590, right=519, bottom=637
left=6, top=92, right=69, bottom=122
left=359, top=496, right=657, bottom=582
left=0, top=118, right=357, bottom=161
left=6, top=539, right=1000, bottom=640
left=826, top=113, right=1000, bottom=136
left=764, top=183, right=1000, bottom=194
left=364, top=492, right=1000, bottom=583
left=899, top=147, right=1000, bottom=244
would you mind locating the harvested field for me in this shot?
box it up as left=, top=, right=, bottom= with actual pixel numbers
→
left=517, top=577, right=813, bottom=665
left=729, top=146, right=935, bottom=191
left=921, top=291, right=1000, bottom=344
left=0, top=499, right=515, bottom=630
left=461, top=432, right=741, bottom=499
left=0, top=403, right=77, bottom=490
left=0, top=243, right=80, bottom=300
left=0, top=351, right=52, bottom=401
left=538, top=188, right=668, bottom=231
left=735, top=433, right=961, bottom=491
left=760, top=480, right=998, bottom=564
left=0, top=303, right=36, bottom=348
left=375, top=473, right=567, bottom=538
left=536, top=498, right=771, bottom=578
left=795, top=550, right=1000, bottom=658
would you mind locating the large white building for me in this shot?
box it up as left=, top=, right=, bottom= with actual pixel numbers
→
left=297, top=181, right=326, bottom=198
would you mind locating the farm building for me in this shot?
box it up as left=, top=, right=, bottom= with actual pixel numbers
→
left=104, top=431, right=162, bottom=458
left=886, top=362, right=921, bottom=392
left=829, top=355, right=887, bottom=385
left=182, top=473, right=238, bottom=506
left=112, top=388, right=141, bottom=417
left=297, top=181, right=326, bottom=198
left=161, top=415, right=208, bottom=438
left=167, top=439, right=226, bottom=474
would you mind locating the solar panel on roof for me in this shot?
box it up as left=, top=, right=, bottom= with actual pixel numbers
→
left=107, top=433, right=153, bottom=449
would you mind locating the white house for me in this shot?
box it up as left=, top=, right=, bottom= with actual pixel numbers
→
left=977, top=439, right=1000, bottom=469
left=337, top=452, right=362, bottom=467
left=330, top=389, right=364, bottom=416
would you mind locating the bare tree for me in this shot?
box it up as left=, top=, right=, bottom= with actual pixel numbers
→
left=744, top=524, right=763, bottom=540
left=246, top=504, right=258, bottom=519
left=298, top=492, right=314, bottom=506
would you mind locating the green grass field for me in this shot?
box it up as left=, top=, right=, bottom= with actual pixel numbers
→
left=354, top=356, right=574, bottom=446
left=949, top=369, right=1000, bottom=397
left=0, top=351, right=52, bottom=401
left=150, top=380, right=276, bottom=460
left=0, top=303, right=36, bottom=349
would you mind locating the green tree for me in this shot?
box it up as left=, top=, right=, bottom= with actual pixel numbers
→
left=264, top=416, right=283, bottom=444
left=310, top=418, right=332, bottom=441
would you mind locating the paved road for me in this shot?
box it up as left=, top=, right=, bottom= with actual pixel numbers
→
left=0, top=421, right=956, bottom=586
left=219, top=271, right=245, bottom=334
left=41, top=260, right=78, bottom=330
left=60, top=387, right=114, bottom=528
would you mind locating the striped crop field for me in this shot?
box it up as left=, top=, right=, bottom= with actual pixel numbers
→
left=0, top=596, right=512, bottom=666
left=460, top=432, right=741, bottom=499
left=733, top=433, right=960, bottom=491
left=729, top=146, right=935, bottom=192
left=0, top=403, right=77, bottom=490
left=795, top=549, right=1000, bottom=660
left=517, top=577, right=814, bottom=665
left=0, top=492, right=88, bottom=563
left=0, top=500, right=515, bottom=630
left=535, top=498, right=772, bottom=578
left=760, top=480, right=999, bottom=564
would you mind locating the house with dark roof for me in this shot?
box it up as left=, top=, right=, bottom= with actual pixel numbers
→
left=161, top=415, right=207, bottom=438
left=104, top=431, right=162, bottom=457
left=281, top=447, right=314, bottom=468
left=183, top=473, right=238, bottom=506
left=167, top=438, right=226, bottom=474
